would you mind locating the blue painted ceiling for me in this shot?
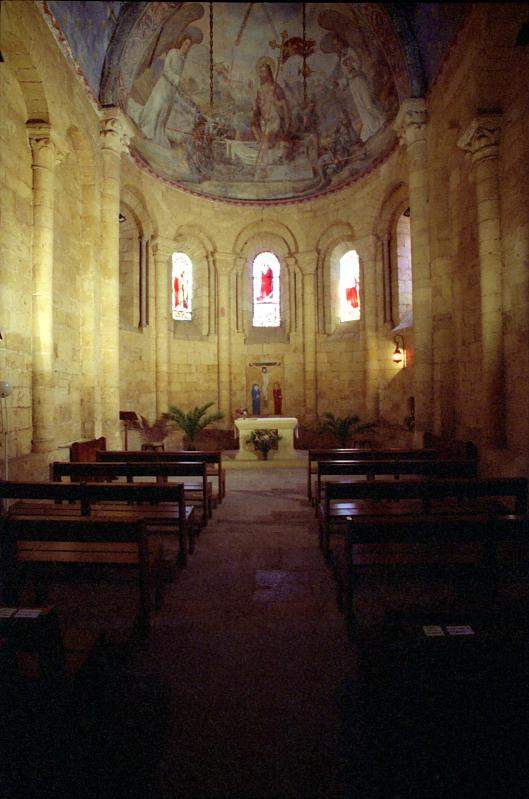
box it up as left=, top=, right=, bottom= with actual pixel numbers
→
left=46, top=1, right=469, bottom=98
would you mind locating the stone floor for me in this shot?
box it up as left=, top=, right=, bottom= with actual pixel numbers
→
left=142, top=466, right=356, bottom=799
left=5, top=465, right=529, bottom=798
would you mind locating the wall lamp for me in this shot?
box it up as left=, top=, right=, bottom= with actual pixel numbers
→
left=392, top=334, right=406, bottom=367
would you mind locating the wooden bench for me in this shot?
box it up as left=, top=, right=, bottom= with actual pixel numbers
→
left=319, top=475, right=528, bottom=558
left=307, top=447, right=479, bottom=504
left=315, top=457, right=478, bottom=513
left=0, top=604, right=104, bottom=684
left=0, top=479, right=194, bottom=566
left=1, top=513, right=162, bottom=638
left=344, top=511, right=529, bottom=638
left=97, top=449, right=226, bottom=504
left=51, top=460, right=211, bottom=528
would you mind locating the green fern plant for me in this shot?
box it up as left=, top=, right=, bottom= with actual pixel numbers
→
left=165, top=402, right=224, bottom=449
left=318, top=412, right=375, bottom=448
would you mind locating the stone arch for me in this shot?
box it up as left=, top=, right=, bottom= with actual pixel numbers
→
left=233, top=224, right=298, bottom=344
left=232, top=219, right=298, bottom=259
left=0, top=28, right=49, bottom=124
left=373, top=182, right=412, bottom=329
left=121, top=185, right=157, bottom=240
left=316, top=222, right=359, bottom=335
left=170, top=225, right=217, bottom=339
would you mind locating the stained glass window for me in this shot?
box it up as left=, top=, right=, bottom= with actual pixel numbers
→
left=252, top=251, right=280, bottom=327
left=339, top=249, right=361, bottom=322
left=172, top=252, right=192, bottom=321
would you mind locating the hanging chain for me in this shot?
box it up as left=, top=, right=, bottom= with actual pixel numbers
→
left=302, top=2, right=307, bottom=104
left=209, top=1, right=214, bottom=108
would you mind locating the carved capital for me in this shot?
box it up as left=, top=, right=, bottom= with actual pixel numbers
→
left=457, top=112, right=502, bottom=164
left=214, top=252, right=235, bottom=275
left=27, top=121, right=54, bottom=164
left=151, top=236, right=176, bottom=259
left=295, top=251, right=317, bottom=275
left=99, top=108, right=134, bottom=154
left=393, top=98, right=427, bottom=147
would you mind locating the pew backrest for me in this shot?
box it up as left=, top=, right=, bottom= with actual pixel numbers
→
left=96, top=449, right=225, bottom=501
left=316, top=458, right=478, bottom=505
left=307, top=447, right=478, bottom=502
left=325, top=476, right=528, bottom=516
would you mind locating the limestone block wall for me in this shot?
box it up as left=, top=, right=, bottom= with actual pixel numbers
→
left=2, top=0, right=528, bottom=476
left=0, top=60, right=34, bottom=457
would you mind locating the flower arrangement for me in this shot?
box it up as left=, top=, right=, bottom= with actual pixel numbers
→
left=246, top=429, right=281, bottom=459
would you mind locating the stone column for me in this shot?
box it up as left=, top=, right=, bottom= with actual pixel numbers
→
left=297, top=251, right=318, bottom=423
left=152, top=237, right=173, bottom=417
left=394, top=99, right=433, bottom=438
left=99, top=111, right=131, bottom=447
left=214, top=252, right=233, bottom=424
left=28, top=122, right=57, bottom=453
left=458, top=113, right=504, bottom=448
left=356, top=236, right=379, bottom=419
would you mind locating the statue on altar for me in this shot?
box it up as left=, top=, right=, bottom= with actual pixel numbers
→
left=251, top=383, right=261, bottom=415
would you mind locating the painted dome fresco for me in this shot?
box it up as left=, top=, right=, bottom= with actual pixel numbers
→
left=113, top=2, right=405, bottom=203
left=45, top=2, right=468, bottom=203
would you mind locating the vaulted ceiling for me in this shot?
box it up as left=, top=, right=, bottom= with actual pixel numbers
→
left=44, top=2, right=469, bottom=203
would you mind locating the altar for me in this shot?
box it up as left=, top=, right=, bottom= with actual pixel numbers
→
left=234, top=417, right=299, bottom=461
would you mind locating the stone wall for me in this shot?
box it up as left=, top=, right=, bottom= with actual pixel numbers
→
left=1, top=1, right=528, bottom=476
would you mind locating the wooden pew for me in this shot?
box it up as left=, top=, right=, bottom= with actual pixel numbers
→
left=50, top=460, right=212, bottom=527
left=0, top=604, right=104, bottom=683
left=316, top=457, right=477, bottom=512
left=344, top=511, right=529, bottom=638
left=96, top=449, right=226, bottom=504
left=307, top=446, right=478, bottom=504
left=51, top=460, right=211, bottom=528
left=1, top=514, right=162, bottom=638
left=319, top=475, right=528, bottom=557
left=0, top=479, right=194, bottom=566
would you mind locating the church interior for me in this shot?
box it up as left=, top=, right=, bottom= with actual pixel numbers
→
left=1, top=2, right=529, bottom=797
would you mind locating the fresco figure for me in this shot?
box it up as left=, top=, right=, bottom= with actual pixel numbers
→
left=138, top=28, right=202, bottom=147
left=251, top=383, right=261, bottom=416
left=273, top=382, right=283, bottom=415
left=341, top=52, right=384, bottom=140
left=252, top=58, right=291, bottom=178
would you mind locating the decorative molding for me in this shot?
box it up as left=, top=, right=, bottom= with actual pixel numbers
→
left=99, top=108, right=135, bottom=154
left=393, top=98, right=427, bottom=146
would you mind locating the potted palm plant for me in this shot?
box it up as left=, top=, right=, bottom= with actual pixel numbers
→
left=164, top=402, right=224, bottom=450
left=318, top=412, right=376, bottom=448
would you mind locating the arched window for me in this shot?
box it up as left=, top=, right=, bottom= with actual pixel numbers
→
left=393, top=209, right=412, bottom=323
left=338, top=249, right=361, bottom=322
left=172, top=252, right=192, bottom=321
left=252, top=251, right=280, bottom=328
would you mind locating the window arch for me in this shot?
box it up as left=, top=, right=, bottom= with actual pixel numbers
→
left=171, top=252, right=193, bottom=321
left=391, top=208, right=412, bottom=325
left=252, top=251, right=281, bottom=328
left=338, top=249, right=361, bottom=322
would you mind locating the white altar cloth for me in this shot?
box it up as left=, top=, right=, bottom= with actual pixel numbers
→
left=234, top=417, right=299, bottom=461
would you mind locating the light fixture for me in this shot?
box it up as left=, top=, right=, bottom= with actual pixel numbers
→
left=0, top=379, right=13, bottom=480
left=392, top=335, right=406, bottom=366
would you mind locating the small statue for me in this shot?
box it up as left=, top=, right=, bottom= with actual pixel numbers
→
left=273, top=381, right=282, bottom=415
left=251, top=383, right=261, bottom=416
